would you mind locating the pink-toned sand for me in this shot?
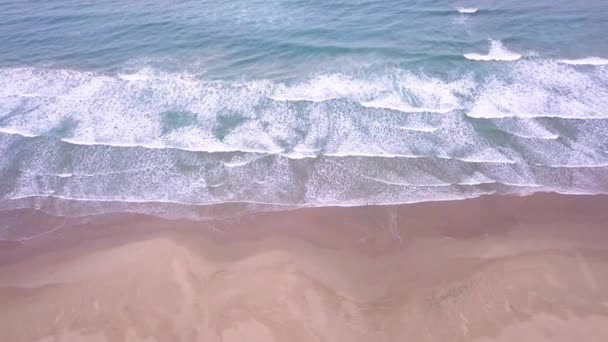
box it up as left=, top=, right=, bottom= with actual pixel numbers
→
left=1, top=193, right=608, bottom=341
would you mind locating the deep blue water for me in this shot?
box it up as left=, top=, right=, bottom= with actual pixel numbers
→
left=0, top=0, right=607, bottom=218
left=1, top=0, right=608, bottom=77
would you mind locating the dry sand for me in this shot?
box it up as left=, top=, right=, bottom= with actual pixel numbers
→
left=1, top=193, right=608, bottom=341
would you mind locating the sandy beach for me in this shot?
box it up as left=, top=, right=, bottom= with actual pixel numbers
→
left=1, top=193, right=608, bottom=342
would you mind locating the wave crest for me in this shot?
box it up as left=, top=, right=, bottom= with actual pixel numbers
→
left=464, top=40, right=522, bottom=62
left=457, top=7, right=478, bottom=14
left=558, top=57, right=608, bottom=66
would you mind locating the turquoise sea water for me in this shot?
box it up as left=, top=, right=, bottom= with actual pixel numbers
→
left=0, top=0, right=607, bottom=218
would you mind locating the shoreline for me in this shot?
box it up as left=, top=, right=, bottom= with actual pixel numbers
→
left=0, top=189, right=605, bottom=226
left=2, top=192, right=608, bottom=341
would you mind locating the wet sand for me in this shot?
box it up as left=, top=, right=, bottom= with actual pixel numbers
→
left=1, top=193, right=608, bottom=341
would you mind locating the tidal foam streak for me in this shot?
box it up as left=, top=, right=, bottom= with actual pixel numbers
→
left=457, top=8, right=478, bottom=14
left=558, top=57, right=608, bottom=66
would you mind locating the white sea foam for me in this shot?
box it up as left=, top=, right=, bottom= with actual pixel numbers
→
left=360, top=96, right=456, bottom=113
left=558, top=57, right=608, bottom=66
left=464, top=40, right=522, bottom=62
left=457, top=7, right=478, bottom=14
left=118, top=72, right=149, bottom=81
left=467, top=62, right=608, bottom=119
left=0, top=127, right=37, bottom=138
left=448, top=153, right=517, bottom=165
left=1, top=63, right=608, bottom=210
left=221, top=154, right=268, bottom=168
left=0, top=128, right=544, bottom=164
left=271, top=72, right=471, bottom=114
left=507, top=131, right=559, bottom=140
left=396, top=125, right=438, bottom=133
left=467, top=60, right=608, bottom=119
left=361, top=175, right=456, bottom=187
left=284, top=148, right=320, bottom=159
left=2, top=128, right=557, bottom=168
left=0, top=66, right=476, bottom=165
left=1, top=192, right=492, bottom=212
left=533, top=162, right=608, bottom=169
left=60, top=136, right=281, bottom=155
left=492, top=119, right=560, bottom=140
left=270, top=74, right=377, bottom=102
left=3, top=149, right=608, bottom=217
left=26, top=187, right=604, bottom=221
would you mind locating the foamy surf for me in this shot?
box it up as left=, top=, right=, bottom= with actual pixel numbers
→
left=558, top=57, right=608, bottom=66
left=269, top=73, right=467, bottom=113
left=2, top=62, right=608, bottom=217
left=464, top=40, right=522, bottom=62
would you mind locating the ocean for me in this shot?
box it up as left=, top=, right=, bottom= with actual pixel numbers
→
left=1, top=0, right=608, bottom=219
